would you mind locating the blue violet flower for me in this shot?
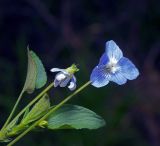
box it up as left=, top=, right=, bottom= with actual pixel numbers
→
left=51, top=64, right=79, bottom=90
left=90, top=40, right=139, bottom=87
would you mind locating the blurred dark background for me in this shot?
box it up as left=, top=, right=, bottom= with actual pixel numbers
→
left=0, top=0, right=160, bottom=146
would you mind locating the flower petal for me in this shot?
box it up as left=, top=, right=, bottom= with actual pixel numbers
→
left=98, top=53, right=109, bottom=66
left=59, top=75, right=71, bottom=87
left=50, top=68, right=63, bottom=72
left=105, top=40, right=123, bottom=62
left=72, top=75, right=76, bottom=82
left=109, top=72, right=127, bottom=85
left=54, top=72, right=65, bottom=87
left=56, top=73, right=66, bottom=81
left=68, top=81, right=76, bottom=91
left=50, top=68, right=69, bottom=75
left=67, top=76, right=77, bottom=90
left=90, top=65, right=110, bottom=88
left=54, top=79, right=60, bottom=87
left=118, top=57, right=139, bottom=80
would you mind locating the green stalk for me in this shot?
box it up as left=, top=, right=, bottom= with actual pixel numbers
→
left=5, top=83, right=54, bottom=130
left=1, top=90, right=24, bottom=130
left=7, top=81, right=91, bottom=146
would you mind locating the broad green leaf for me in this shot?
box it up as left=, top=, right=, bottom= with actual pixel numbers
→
left=47, top=104, right=106, bottom=130
left=23, top=48, right=47, bottom=94
left=30, top=51, right=47, bottom=89
left=23, top=48, right=37, bottom=93
left=21, top=94, right=50, bottom=124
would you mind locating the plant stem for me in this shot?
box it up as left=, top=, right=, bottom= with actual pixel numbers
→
left=1, top=90, right=24, bottom=130
left=7, top=81, right=91, bottom=146
left=5, top=82, right=54, bottom=130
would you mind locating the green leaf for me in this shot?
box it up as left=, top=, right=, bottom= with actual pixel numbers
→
left=23, top=48, right=47, bottom=94
left=23, top=48, right=37, bottom=93
left=47, top=104, right=106, bottom=130
left=21, top=94, right=50, bottom=124
left=30, top=51, right=47, bottom=89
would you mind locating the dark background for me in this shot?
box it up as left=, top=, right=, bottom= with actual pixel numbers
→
left=0, top=0, right=160, bottom=146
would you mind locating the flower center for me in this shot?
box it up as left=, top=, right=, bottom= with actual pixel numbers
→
left=106, top=59, right=119, bottom=73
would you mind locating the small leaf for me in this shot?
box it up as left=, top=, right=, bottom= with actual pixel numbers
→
left=47, top=104, right=106, bottom=130
left=21, top=94, right=50, bottom=124
left=23, top=48, right=37, bottom=93
left=23, top=48, right=47, bottom=94
left=30, top=51, right=47, bottom=89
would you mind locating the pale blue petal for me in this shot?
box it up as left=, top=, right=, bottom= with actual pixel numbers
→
left=54, top=72, right=63, bottom=87
left=54, top=79, right=60, bottom=87
left=50, top=68, right=64, bottom=72
left=59, top=75, right=71, bottom=87
left=68, top=80, right=76, bottom=91
left=98, top=53, right=109, bottom=66
left=50, top=68, right=69, bottom=75
left=72, top=75, right=76, bottom=83
left=90, top=66, right=110, bottom=88
left=109, top=72, right=127, bottom=85
left=105, top=40, right=123, bottom=62
left=68, top=76, right=77, bottom=90
left=118, top=57, right=139, bottom=80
